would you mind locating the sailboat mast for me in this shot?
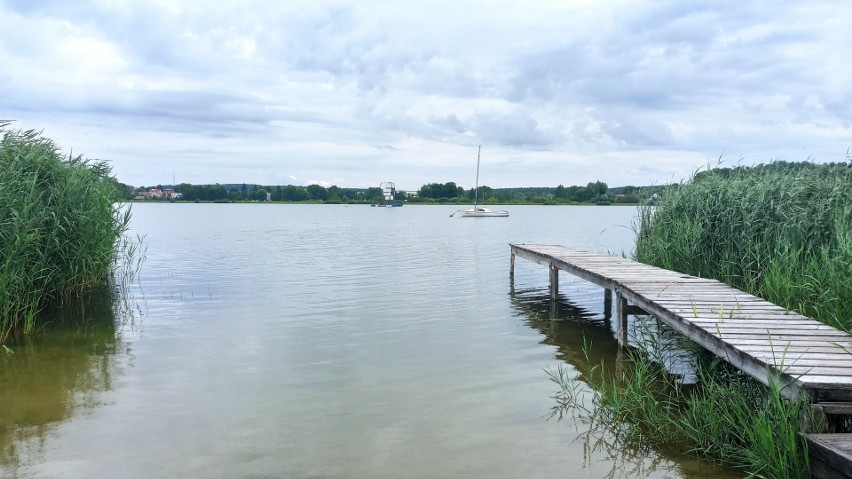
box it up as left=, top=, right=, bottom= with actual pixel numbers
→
left=474, top=145, right=481, bottom=209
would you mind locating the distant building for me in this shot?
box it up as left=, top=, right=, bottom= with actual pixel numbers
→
left=135, top=188, right=182, bottom=200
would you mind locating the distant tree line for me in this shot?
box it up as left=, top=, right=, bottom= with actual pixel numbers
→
left=126, top=180, right=669, bottom=205
left=128, top=183, right=391, bottom=203
left=412, top=181, right=667, bottom=205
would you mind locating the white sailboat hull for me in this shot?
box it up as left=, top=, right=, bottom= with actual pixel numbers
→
left=458, top=207, right=509, bottom=218
left=455, top=146, right=509, bottom=218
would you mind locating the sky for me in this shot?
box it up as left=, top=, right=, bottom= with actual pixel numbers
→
left=1, top=1, right=850, bottom=191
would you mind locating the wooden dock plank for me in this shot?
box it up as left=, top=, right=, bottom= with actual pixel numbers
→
left=747, top=358, right=852, bottom=369
left=723, top=339, right=852, bottom=349
left=804, top=434, right=852, bottom=479
left=690, top=319, right=836, bottom=328
left=509, top=243, right=852, bottom=402
left=510, top=243, right=852, bottom=477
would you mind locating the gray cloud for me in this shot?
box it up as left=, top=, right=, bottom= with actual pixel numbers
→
left=1, top=0, right=849, bottom=189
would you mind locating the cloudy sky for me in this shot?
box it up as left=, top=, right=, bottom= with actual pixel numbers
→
left=1, top=1, right=850, bottom=190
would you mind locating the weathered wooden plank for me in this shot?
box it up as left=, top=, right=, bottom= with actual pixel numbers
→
left=698, top=327, right=851, bottom=336
left=780, top=366, right=852, bottom=377
left=663, top=303, right=802, bottom=311
left=629, top=285, right=741, bottom=292
left=509, top=244, right=852, bottom=405
left=799, top=377, right=852, bottom=389
left=627, top=296, right=814, bottom=399
left=817, top=389, right=852, bottom=402
left=691, top=315, right=814, bottom=322
left=669, top=307, right=803, bottom=315
left=688, top=317, right=828, bottom=325
left=817, top=403, right=852, bottom=415
left=723, top=338, right=852, bottom=349
left=633, top=287, right=753, bottom=292
left=652, top=295, right=769, bottom=301
left=703, top=336, right=852, bottom=349
left=609, top=277, right=719, bottom=283
left=743, top=353, right=852, bottom=365
left=804, top=433, right=852, bottom=479
left=695, top=320, right=829, bottom=328
left=741, top=345, right=852, bottom=354
left=663, top=302, right=803, bottom=310
left=731, top=345, right=852, bottom=354
left=655, top=300, right=770, bottom=306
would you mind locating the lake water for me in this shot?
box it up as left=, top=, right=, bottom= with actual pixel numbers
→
left=0, top=203, right=740, bottom=478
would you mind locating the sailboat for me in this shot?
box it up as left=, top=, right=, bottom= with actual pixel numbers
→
left=454, top=146, right=509, bottom=218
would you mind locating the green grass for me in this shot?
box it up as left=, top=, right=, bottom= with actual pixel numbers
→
left=635, top=160, right=852, bottom=332
left=546, top=160, right=850, bottom=477
left=680, top=356, right=809, bottom=478
left=0, top=122, right=131, bottom=342
left=548, top=324, right=811, bottom=478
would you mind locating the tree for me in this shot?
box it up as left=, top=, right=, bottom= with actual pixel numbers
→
left=468, top=185, right=494, bottom=201
left=306, top=184, right=328, bottom=201
left=254, top=188, right=268, bottom=201
left=327, top=185, right=342, bottom=202
left=364, top=187, right=383, bottom=201
left=565, top=185, right=586, bottom=202
left=206, top=184, right=228, bottom=201
left=176, top=183, right=198, bottom=201
left=282, top=185, right=309, bottom=201
left=588, top=181, right=608, bottom=197
left=418, top=181, right=463, bottom=199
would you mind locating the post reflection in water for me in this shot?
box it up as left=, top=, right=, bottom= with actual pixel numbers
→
left=0, top=204, right=744, bottom=479
left=508, top=284, right=740, bottom=479
left=0, top=288, right=132, bottom=475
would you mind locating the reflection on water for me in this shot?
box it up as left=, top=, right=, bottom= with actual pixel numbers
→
left=512, top=283, right=700, bottom=384
left=0, top=204, right=742, bottom=478
left=510, top=285, right=740, bottom=479
left=0, top=288, right=132, bottom=475
left=511, top=286, right=621, bottom=380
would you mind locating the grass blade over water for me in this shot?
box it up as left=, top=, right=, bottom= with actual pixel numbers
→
left=0, top=122, right=132, bottom=342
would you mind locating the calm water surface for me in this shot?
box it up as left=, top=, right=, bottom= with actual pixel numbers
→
left=0, top=204, right=740, bottom=478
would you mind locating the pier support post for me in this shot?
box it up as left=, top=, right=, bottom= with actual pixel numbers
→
left=510, top=253, right=515, bottom=281
left=615, top=291, right=628, bottom=348
left=549, top=264, right=558, bottom=300
left=603, top=289, right=612, bottom=319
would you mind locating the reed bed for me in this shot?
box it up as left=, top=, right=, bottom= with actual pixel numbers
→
left=549, top=321, right=811, bottom=478
left=583, top=162, right=852, bottom=477
left=636, top=161, right=852, bottom=332
left=0, top=122, right=130, bottom=342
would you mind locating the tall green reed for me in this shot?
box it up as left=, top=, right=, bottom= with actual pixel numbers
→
left=680, top=355, right=810, bottom=479
left=636, top=161, right=852, bottom=331
left=548, top=319, right=811, bottom=478
left=0, top=122, right=131, bottom=342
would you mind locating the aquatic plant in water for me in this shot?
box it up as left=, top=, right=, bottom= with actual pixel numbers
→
left=0, top=122, right=132, bottom=342
left=548, top=319, right=811, bottom=479
left=635, top=160, right=852, bottom=332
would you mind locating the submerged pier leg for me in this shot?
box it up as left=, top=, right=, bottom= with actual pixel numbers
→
left=549, top=264, right=558, bottom=300
left=615, top=291, right=628, bottom=348
left=603, top=289, right=612, bottom=320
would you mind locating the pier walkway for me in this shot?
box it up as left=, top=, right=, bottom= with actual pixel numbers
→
left=510, top=244, right=852, bottom=478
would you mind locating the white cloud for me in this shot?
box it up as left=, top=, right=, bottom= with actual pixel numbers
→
left=1, top=0, right=850, bottom=190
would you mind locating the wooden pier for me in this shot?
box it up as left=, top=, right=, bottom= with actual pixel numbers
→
left=509, top=243, right=852, bottom=478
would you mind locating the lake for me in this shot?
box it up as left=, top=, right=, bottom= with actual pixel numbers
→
left=0, top=203, right=740, bottom=478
